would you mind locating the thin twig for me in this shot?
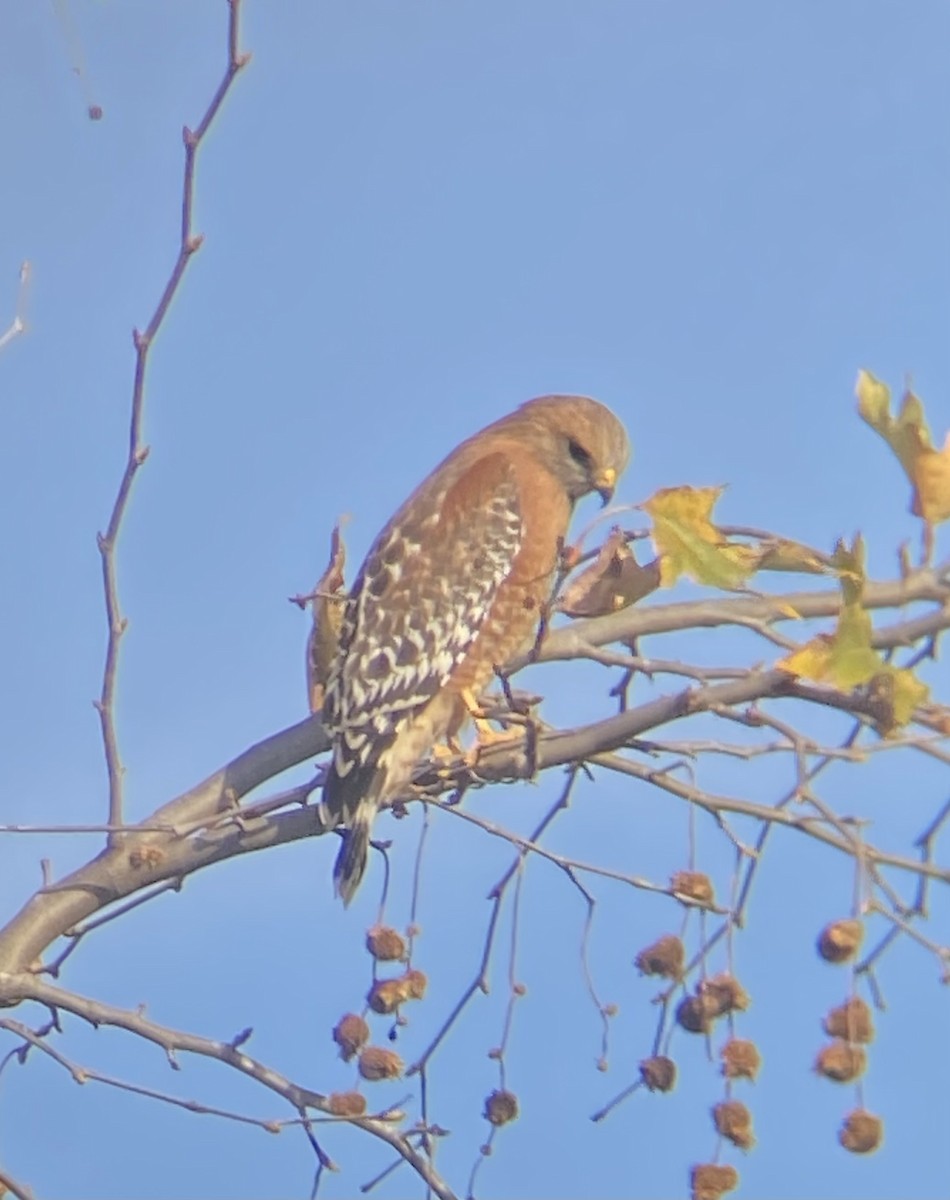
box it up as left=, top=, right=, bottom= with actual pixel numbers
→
left=0, top=977, right=457, bottom=1200
left=407, top=778, right=576, bottom=1078
left=437, top=798, right=726, bottom=907
left=95, top=0, right=251, bottom=845
left=41, top=880, right=183, bottom=978
left=0, top=261, right=31, bottom=353
left=0, top=1017, right=283, bottom=1131
left=592, top=751, right=949, bottom=883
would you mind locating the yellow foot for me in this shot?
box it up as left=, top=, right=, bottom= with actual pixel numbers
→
left=428, top=739, right=465, bottom=782
left=462, top=717, right=529, bottom=769
left=430, top=737, right=464, bottom=764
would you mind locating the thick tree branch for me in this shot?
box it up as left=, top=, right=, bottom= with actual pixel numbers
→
left=0, top=1164, right=34, bottom=1200
left=525, top=564, right=950, bottom=667
left=0, top=716, right=326, bottom=973
left=1, top=573, right=947, bottom=976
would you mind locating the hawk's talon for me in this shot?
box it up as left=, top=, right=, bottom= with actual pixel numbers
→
left=462, top=714, right=535, bottom=769
left=430, top=739, right=463, bottom=764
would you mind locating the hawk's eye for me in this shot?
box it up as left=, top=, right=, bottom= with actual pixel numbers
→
left=567, top=437, right=593, bottom=470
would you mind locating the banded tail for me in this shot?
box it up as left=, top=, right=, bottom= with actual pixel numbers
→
left=323, top=743, right=393, bottom=906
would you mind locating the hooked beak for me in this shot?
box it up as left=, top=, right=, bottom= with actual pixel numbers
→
left=593, top=466, right=617, bottom=506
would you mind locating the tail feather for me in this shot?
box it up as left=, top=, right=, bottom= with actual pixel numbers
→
left=324, top=727, right=401, bottom=905
left=333, top=800, right=374, bottom=906
left=324, top=747, right=392, bottom=905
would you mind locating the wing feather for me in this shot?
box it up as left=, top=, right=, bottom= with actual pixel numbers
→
left=323, top=452, right=523, bottom=784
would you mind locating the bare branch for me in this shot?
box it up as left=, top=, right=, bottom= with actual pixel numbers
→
left=6, top=0, right=946, bottom=1192
left=0, top=976, right=457, bottom=1200
left=0, top=823, right=176, bottom=835
left=95, top=0, right=250, bottom=842
left=0, top=1016, right=293, bottom=1133
left=0, top=714, right=327, bottom=973
left=593, top=752, right=950, bottom=884
left=0, top=261, right=31, bottom=354
left=524, top=565, right=950, bottom=668
left=1, top=635, right=945, bottom=978
left=0, top=1163, right=35, bottom=1200
left=41, top=880, right=183, bottom=979
left=0, top=1161, right=35, bottom=1200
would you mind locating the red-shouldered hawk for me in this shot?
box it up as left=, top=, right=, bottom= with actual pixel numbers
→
left=322, top=395, right=630, bottom=904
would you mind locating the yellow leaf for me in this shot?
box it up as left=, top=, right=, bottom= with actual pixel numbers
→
left=886, top=669, right=930, bottom=728
left=858, top=369, right=926, bottom=477
left=912, top=432, right=950, bottom=524
left=777, top=535, right=928, bottom=730
left=642, top=486, right=756, bottom=590
left=824, top=600, right=879, bottom=688
left=755, top=538, right=828, bottom=575
left=856, top=370, right=950, bottom=525
left=780, top=635, right=833, bottom=681
left=828, top=535, right=866, bottom=606
left=780, top=537, right=874, bottom=686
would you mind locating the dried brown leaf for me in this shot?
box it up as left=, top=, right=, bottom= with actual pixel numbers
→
left=558, top=527, right=660, bottom=618
left=305, top=521, right=348, bottom=713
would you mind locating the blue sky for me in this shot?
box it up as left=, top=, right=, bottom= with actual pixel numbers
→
left=1, top=3, right=948, bottom=1198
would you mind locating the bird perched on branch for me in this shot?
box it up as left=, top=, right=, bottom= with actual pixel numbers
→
left=321, top=394, right=631, bottom=904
